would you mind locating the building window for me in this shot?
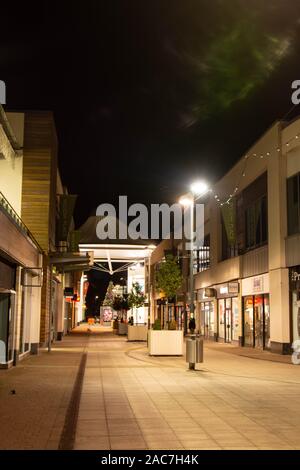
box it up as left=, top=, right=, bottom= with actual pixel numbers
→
left=287, top=173, right=300, bottom=235
left=245, top=195, right=267, bottom=250
left=221, top=218, right=238, bottom=260
left=193, top=234, right=210, bottom=273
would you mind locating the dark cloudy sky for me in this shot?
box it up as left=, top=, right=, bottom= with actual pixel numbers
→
left=2, top=0, right=300, bottom=226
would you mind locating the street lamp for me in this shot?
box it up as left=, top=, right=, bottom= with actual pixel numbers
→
left=179, top=180, right=209, bottom=334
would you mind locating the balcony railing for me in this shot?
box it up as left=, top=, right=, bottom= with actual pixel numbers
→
left=0, top=191, right=42, bottom=252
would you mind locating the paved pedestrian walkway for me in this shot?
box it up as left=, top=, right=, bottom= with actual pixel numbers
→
left=74, top=326, right=300, bottom=450
left=0, top=335, right=87, bottom=449
left=1, top=325, right=300, bottom=450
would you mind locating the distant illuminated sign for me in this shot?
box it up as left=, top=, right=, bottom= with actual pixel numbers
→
left=64, top=287, right=74, bottom=297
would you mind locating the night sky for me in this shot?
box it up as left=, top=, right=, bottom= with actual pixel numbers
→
left=2, top=0, right=300, bottom=227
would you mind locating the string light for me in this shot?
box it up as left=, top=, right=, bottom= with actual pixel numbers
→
left=210, top=129, right=300, bottom=207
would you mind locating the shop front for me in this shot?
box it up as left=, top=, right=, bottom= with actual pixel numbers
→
left=0, top=257, right=16, bottom=365
left=216, top=282, right=240, bottom=344
left=290, top=266, right=300, bottom=344
left=197, top=288, right=216, bottom=340
left=0, top=193, right=43, bottom=366
left=241, top=273, right=270, bottom=349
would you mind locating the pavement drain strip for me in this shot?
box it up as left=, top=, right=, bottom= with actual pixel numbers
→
left=58, top=352, right=87, bottom=450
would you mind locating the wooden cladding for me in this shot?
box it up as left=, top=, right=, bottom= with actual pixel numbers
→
left=22, top=112, right=58, bottom=252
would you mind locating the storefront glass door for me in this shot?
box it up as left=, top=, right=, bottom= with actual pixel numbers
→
left=200, top=302, right=214, bottom=339
left=254, top=295, right=264, bottom=348
left=232, top=297, right=239, bottom=341
left=243, top=296, right=254, bottom=346
left=0, top=293, right=14, bottom=363
left=218, top=299, right=225, bottom=340
left=200, top=303, right=205, bottom=336
left=243, top=294, right=270, bottom=349
left=208, top=302, right=215, bottom=338
left=264, top=295, right=270, bottom=349
left=225, top=298, right=232, bottom=343
left=292, top=291, right=300, bottom=342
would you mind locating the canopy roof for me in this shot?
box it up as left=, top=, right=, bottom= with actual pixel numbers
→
left=78, top=215, right=156, bottom=274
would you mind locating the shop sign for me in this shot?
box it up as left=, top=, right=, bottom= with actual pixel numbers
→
left=204, top=287, right=216, bottom=298
left=64, top=287, right=74, bottom=297
left=253, top=276, right=263, bottom=292
left=197, top=288, right=215, bottom=301
left=228, top=282, right=239, bottom=294
left=220, top=286, right=228, bottom=294
left=217, top=283, right=238, bottom=297
left=291, top=267, right=300, bottom=283
left=242, top=273, right=269, bottom=296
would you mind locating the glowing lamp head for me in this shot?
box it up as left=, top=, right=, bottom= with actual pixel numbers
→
left=190, top=180, right=209, bottom=196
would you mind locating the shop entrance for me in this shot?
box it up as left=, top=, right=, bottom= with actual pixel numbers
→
left=243, top=294, right=270, bottom=349
left=0, top=292, right=15, bottom=364
left=225, top=299, right=232, bottom=342
left=200, top=301, right=214, bottom=338
left=290, top=267, right=300, bottom=344
left=218, top=299, right=232, bottom=342
left=218, top=297, right=239, bottom=343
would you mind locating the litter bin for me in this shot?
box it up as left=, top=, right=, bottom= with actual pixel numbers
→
left=186, top=337, right=203, bottom=370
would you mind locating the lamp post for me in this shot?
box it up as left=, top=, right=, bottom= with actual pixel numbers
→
left=179, top=181, right=209, bottom=335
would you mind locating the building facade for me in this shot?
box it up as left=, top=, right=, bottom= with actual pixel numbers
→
left=0, top=106, right=43, bottom=367
left=148, top=116, right=300, bottom=355
left=194, top=117, right=300, bottom=354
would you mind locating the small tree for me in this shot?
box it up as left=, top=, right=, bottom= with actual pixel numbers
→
left=128, top=282, right=146, bottom=324
left=112, top=295, right=123, bottom=314
left=103, top=280, right=114, bottom=307
left=156, top=254, right=182, bottom=301
left=113, top=295, right=130, bottom=320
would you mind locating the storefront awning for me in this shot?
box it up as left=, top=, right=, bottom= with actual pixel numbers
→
left=49, top=251, right=94, bottom=273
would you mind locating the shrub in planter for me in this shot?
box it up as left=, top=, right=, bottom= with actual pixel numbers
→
left=168, top=319, right=177, bottom=330
left=153, top=318, right=161, bottom=330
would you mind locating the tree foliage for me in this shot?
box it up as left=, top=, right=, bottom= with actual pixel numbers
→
left=156, top=254, right=182, bottom=300
left=112, top=295, right=130, bottom=312
left=128, top=282, right=146, bottom=309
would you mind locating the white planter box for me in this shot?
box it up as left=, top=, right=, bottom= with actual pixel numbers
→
left=128, top=325, right=148, bottom=341
left=118, top=323, right=128, bottom=335
left=148, top=330, right=183, bottom=356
